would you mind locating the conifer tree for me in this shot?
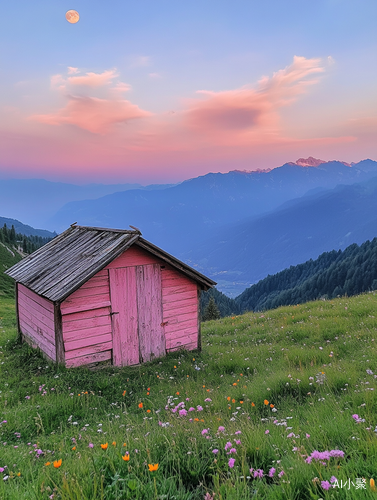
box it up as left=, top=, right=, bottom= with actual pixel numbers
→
left=203, top=296, right=221, bottom=321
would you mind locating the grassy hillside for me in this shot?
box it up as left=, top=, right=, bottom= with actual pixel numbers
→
left=1, top=293, right=377, bottom=499
left=0, top=243, right=22, bottom=297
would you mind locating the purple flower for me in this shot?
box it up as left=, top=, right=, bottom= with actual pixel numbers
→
left=287, top=432, right=294, bottom=438
left=201, top=429, right=209, bottom=435
left=204, top=398, right=212, bottom=402
left=218, top=426, right=225, bottom=433
left=305, top=456, right=312, bottom=464
left=228, top=458, right=236, bottom=468
left=0, top=468, right=4, bottom=472
left=306, top=433, right=310, bottom=438
left=330, top=476, right=337, bottom=484
left=278, top=471, right=285, bottom=478
left=88, top=443, right=94, bottom=448
left=179, top=409, right=187, bottom=417
left=225, top=441, right=232, bottom=451
left=188, top=407, right=195, bottom=412
left=265, top=430, right=269, bottom=435
left=235, top=430, right=241, bottom=435
left=329, top=449, right=344, bottom=458
left=268, top=467, right=276, bottom=477
left=253, top=469, right=263, bottom=478
left=25, top=396, right=31, bottom=400
left=212, top=449, right=219, bottom=454
left=321, top=480, right=331, bottom=490
left=229, top=448, right=237, bottom=454
left=197, top=405, right=203, bottom=412
left=235, top=439, right=241, bottom=445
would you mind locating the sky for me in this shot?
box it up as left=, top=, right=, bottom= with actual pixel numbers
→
left=0, top=0, right=376, bottom=184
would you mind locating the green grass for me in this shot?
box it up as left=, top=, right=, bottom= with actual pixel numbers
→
left=1, top=293, right=377, bottom=499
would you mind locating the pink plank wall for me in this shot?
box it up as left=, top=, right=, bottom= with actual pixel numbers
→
left=104, top=245, right=158, bottom=269
left=18, top=284, right=56, bottom=361
left=61, top=269, right=112, bottom=368
left=161, top=266, right=199, bottom=352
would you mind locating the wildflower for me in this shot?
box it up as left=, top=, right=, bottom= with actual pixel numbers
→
left=218, top=426, right=225, bottom=433
left=88, top=443, right=94, bottom=448
left=370, top=478, right=376, bottom=491
left=179, top=409, right=187, bottom=416
left=44, top=462, right=51, bottom=466
left=228, top=458, right=235, bottom=468
left=235, top=431, right=241, bottom=435
left=235, top=439, right=241, bottom=445
left=264, top=400, right=269, bottom=405
left=227, top=397, right=231, bottom=401
left=147, top=409, right=151, bottom=413
left=212, top=449, right=219, bottom=454
left=138, top=403, right=143, bottom=409
left=268, top=467, right=276, bottom=477
left=232, top=399, right=235, bottom=403
left=148, top=463, right=159, bottom=472
left=278, top=471, right=285, bottom=478
left=122, top=453, right=130, bottom=461
left=330, top=476, right=337, bottom=484
left=205, top=398, right=212, bottom=402
left=228, top=448, right=237, bottom=454
left=53, top=459, right=62, bottom=468
left=112, top=441, right=116, bottom=446
left=201, top=429, right=209, bottom=435
left=254, top=469, right=263, bottom=478
left=321, top=480, right=331, bottom=490
left=270, top=404, right=274, bottom=408
left=122, top=390, right=126, bottom=396
left=225, top=441, right=233, bottom=450
left=101, top=443, right=108, bottom=450
left=265, top=430, right=269, bottom=435
left=72, top=446, right=76, bottom=451
left=306, top=434, right=310, bottom=438
left=251, top=402, right=255, bottom=407
left=197, top=405, right=203, bottom=412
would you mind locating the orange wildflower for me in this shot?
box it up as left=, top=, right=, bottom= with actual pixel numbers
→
left=138, top=402, right=143, bottom=409
left=270, top=404, right=274, bottom=408
left=240, top=401, right=243, bottom=404
left=232, top=398, right=235, bottom=403
left=112, top=441, right=116, bottom=446
left=16, top=472, right=21, bottom=477
left=194, top=418, right=199, bottom=422
left=122, top=390, right=126, bottom=396
left=72, top=446, right=76, bottom=451
left=233, top=383, right=237, bottom=386
left=44, top=462, right=51, bottom=466
left=174, top=366, right=177, bottom=368
left=147, top=392, right=150, bottom=395
left=227, top=396, right=231, bottom=401
left=251, top=402, right=255, bottom=407
left=264, top=400, right=269, bottom=405
left=370, top=478, right=376, bottom=491
left=101, top=443, right=108, bottom=450
left=123, top=443, right=127, bottom=447
left=147, top=409, right=151, bottom=413
left=176, top=392, right=180, bottom=395
left=147, top=388, right=150, bottom=391
left=53, top=459, right=62, bottom=468
left=122, top=453, right=130, bottom=461
left=148, top=463, right=159, bottom=472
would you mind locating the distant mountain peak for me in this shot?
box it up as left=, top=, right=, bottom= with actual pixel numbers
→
left=295, top=157, right=326, bottom=167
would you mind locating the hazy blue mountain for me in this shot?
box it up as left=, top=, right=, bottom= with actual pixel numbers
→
left=0, top=179, right=176, bottom=230
left=48, top=159, right=377, bottom=259
left=0, top=216, right=56, bottom=238
left=189, top=175, right=377, bottom=296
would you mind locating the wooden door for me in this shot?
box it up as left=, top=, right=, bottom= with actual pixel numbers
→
left=136, top=264, right=165, bottom=362
left=109, top=267, right=139, bottom=366
left=109, top=263, right=165, bottom=366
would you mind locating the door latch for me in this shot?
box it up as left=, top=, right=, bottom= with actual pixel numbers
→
left=110, top=311, right=119, bottom=316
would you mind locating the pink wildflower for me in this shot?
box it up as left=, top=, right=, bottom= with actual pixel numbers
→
left=228, top=458, right=236, bottom=468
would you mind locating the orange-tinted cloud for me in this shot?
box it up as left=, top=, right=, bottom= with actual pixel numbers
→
left=30, top=95, right=151, bottom=134
left=67, top=69, right=118, bottom=87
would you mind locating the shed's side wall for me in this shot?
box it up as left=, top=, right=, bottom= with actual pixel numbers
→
left=18, top=284, right=56, bottom=361
left=161, top=267, right=199, bottom=351
left=60, top=269, right=112, bottom=368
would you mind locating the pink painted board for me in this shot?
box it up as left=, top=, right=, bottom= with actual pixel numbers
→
left=136, top=264, right=165, bottom=363
left=64, top=333, right=112, bottom=352
left=63, top=313, right=111, bottom=334
left=18, top=297, right=55, bottom=334
left=63, top=323, right=112, bottom=342
left=18, top=292, right=54, bottom=323
left=109, top=266, right=140, bottom=367
left=163, top=307, right=197, bottom=322
left=65, top=341, right=113, bottom=361
left=163, top=299, right=197, bottom=313
left=105, top=246, right=160, bottom=269
left=162, top=290, right=197, bottom=304
left=19, top=318, right=56, bottom=360
left=62, top=306, right=110, bottom=323
left=60, top=299, right=111, bottom=315
left=18, top=309, right=55, bottom=343
left=18, top=284, right=54, bottom=313
left=167, top=341, right=197, bottom=352
left=67, top=284, right=110, bottom=300
left=66, top=350, right=112, bottom=368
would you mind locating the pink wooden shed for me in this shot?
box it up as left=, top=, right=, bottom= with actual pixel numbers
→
left=5, top=225, right=216, bottom=368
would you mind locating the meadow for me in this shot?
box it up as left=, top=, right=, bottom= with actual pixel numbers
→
left=1, top=293, right=377, bottom=499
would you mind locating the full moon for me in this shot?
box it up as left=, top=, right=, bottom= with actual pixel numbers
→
left=65, top=10, right=79, bottom=24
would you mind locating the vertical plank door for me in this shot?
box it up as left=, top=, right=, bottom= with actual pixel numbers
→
left=136, top=264, right=165, bottom=362
left=109, top=267, right=140, bottom=366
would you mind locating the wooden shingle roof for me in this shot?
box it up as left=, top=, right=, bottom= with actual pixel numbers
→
left=5, top=225, right=216, bottom=302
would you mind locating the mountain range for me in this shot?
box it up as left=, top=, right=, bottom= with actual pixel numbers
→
left=2, top=157, right=377, bottom=296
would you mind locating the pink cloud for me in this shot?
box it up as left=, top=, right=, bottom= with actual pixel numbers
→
left=30, top=95, right=151, bottom=134
left=67, top=69, right=118, bottom=87
left=185, top=56, right=325, bottom=138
